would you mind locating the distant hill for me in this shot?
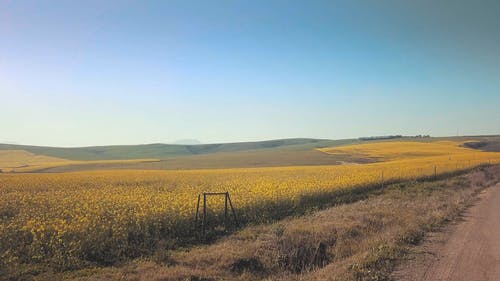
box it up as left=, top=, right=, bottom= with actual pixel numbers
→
left=0, top=138, right=346, bottom=161
left=2, top=136, right=499, bottom=168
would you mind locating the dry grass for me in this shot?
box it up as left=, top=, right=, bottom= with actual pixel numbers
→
left=60, top=166, right=500, bottom=281
left=0, top=150, right=70, bottom=172
left=28, top=149, right=375, bottom=173
left=0, top=149, right=159, bottom=172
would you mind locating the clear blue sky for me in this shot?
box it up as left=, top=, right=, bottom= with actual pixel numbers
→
left=1, top=0, right=499, bottom=146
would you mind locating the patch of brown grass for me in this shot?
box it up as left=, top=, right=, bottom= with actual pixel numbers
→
left=32, top=149, right=375, bottom=173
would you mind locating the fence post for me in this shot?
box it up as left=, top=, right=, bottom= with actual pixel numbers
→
left=195, top=194, right=200, bottom=235
left=202, top=193, right=207, bottom=241
left=227, top=193, right=239, bottom=228
left=224, top=192, right=228, bottom=231
left=434, top=166, right=437, bottom=179
left=381, top=171, right=384, bottom=188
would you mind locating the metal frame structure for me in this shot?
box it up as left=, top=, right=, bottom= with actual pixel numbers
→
left=194, top=192, right=238, bottom=241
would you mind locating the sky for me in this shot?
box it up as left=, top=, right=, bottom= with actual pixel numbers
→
left=1, top=0, right=500, bottom=146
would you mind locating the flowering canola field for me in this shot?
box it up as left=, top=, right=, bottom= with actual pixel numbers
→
left=1, top=141, right=500, bottom=272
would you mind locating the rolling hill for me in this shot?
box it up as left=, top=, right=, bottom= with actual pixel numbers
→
left=1, top=136, right=500, bottom=172
left=0, top=138, right=346, bottom=161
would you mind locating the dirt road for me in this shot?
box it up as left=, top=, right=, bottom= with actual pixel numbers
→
left=393, top=182, right=500, bottom=281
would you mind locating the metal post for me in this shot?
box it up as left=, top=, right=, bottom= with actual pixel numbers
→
left=381, top=171, right=384, bottom=188
left=227, top=193, right=239, bottom=227
left=195, top=194, right=200, bottom=234
left=224, top=192, right=228, bottom=231
left=434, top=166, right=437, bottom=179
left=202, top=193, right=207, bottom=241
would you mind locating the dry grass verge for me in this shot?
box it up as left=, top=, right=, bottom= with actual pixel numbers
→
left=58, top=165, right=500, bottom=281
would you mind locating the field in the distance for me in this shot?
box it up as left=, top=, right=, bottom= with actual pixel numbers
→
left=0, top=149, right=159, bottom=173
left=2, top=136, right=500, bottom=172
left=2, top=138, right=500, bottom=280
left=0, top=138, right=355, bottom=172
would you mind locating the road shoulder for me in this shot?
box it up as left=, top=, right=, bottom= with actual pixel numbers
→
left=391, top=182, right=500, bottom=281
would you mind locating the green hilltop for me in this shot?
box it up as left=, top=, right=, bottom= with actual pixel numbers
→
left=0, top=138, right=351, bottom=161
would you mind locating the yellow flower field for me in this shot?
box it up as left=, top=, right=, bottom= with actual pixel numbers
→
left=1, top=141, right=499, bottom=271
left=318, top=140, right=476, bottom=160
